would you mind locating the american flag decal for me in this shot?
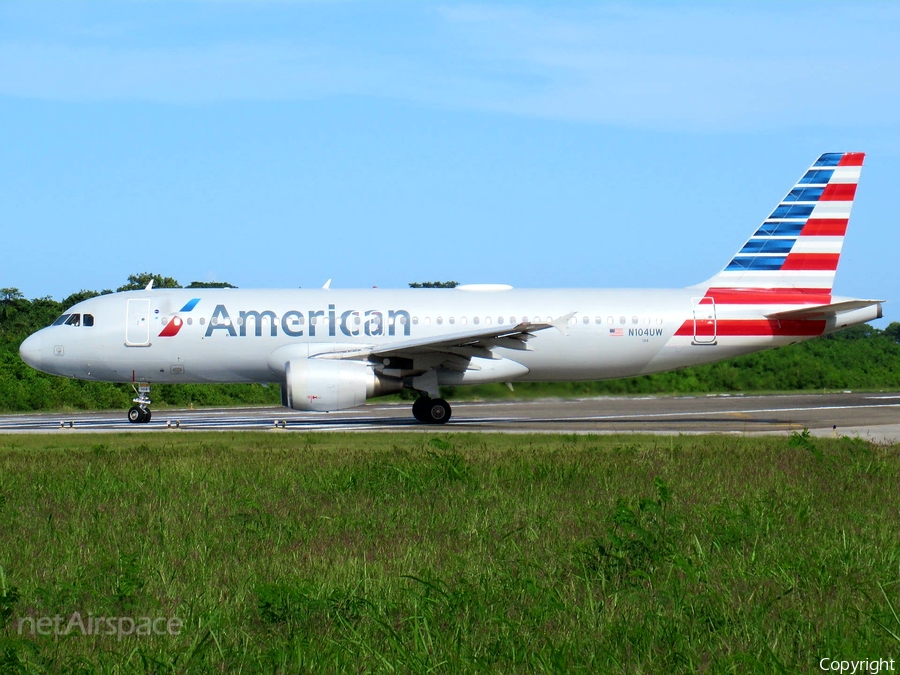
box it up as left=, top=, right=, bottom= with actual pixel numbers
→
left=609, top=328, right=623, bottom=337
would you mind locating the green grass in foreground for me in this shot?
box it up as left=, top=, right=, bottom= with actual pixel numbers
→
left=1, top=432, right=899, bottom=673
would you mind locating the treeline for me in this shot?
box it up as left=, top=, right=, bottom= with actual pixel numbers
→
left=1, top=277, right=898, bottom=412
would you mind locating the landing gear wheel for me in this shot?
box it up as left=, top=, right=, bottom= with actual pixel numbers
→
left=129, top=382, right=152, bottom=424
left=412, top=397, right=431, bottom=423
left=425, top=398, right=451, bottom=425
left=128, top=406, right=151, bottom=424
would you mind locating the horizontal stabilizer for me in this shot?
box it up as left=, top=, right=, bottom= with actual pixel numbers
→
left=767, top=299, right=884, bottom=320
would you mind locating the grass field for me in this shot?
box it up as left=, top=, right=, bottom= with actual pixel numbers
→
left=1, top=432, right=899, bottom=673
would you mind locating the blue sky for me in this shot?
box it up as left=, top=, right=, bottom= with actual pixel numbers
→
left=1, top=2, right=898, bottom=324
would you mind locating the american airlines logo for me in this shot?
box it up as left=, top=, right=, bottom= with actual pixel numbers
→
left=158, top=298, right=201, bottom=338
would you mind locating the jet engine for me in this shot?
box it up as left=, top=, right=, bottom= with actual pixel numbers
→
left=281, top=359, right=402, bottom=412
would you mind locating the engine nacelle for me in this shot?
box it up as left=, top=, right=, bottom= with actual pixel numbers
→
left=281, top=359, right=401, bottom=412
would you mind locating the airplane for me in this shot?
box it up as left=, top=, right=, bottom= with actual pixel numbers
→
left=19, top=152, right=883, bottom=425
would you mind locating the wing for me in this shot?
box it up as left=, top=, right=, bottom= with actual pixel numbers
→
left=317, top=313, right=574, bottom=363
left=314, top=313, right=574, bottom=394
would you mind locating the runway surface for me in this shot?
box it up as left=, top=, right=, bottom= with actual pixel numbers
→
left=1, top=392, right=899, bottom=440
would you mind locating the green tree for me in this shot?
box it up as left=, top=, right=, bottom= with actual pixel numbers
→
left=409, top=281, right=459, bottom=288
left=186, top=281, right=237, bottom=288
left=0, top=288, right=24, bottom=321
left=61, top=289, right=101, bottom=308
left=884, top=322, right=900, bottom=344
left=116, top=273, right=181, bottom=292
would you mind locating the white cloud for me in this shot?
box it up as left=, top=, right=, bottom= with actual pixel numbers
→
left=1, top=2, right=898, bottom=131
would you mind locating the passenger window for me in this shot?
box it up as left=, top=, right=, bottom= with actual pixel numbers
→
left=65, top=314, right=81, bottom=327
left=583, top=316, right=589, bottom=324
left=437, top=317, right=443, bottom=325
left=473, top=317, right=480, bottom=325
left=53, top=314, right=70, bottom=326
left=449, top=317, right=455, bottom=324
left=595, top=317, right=601, bottom=324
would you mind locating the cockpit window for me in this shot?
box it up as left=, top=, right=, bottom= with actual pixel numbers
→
left=52, top=313, right=93, bottom=326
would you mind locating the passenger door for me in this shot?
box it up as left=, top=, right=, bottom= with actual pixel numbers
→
left=125, top=299, right=151, bottom=346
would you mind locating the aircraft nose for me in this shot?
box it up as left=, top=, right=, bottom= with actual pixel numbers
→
left=19, top=333, right=43, bottom=370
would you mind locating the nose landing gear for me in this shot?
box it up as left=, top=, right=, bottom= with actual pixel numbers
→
left=128, top=383, right=152, bottom=424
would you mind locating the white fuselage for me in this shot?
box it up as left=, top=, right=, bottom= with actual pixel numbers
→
left=18, top=286, right=879, bottom=387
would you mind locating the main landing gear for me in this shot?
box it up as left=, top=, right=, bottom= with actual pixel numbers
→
left=412, top=396, right=451, bottom=424
left=128, top=383, right=152, bottom=424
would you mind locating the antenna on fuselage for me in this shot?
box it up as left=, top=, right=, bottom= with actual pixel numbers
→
left=145, top=279, right=154, bottom=291
left=322, top=279, right=332, bottom=290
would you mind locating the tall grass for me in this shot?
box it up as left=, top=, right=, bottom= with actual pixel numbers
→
left=0, top=432, right=898, bottom=673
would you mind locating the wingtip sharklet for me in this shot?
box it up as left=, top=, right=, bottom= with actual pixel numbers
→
left=551, top=312, right=577, bottom=336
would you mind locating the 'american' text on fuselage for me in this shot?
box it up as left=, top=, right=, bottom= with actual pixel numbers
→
left=203, top=304, right=412, bottom=338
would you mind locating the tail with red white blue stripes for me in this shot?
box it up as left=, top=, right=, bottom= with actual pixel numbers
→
left=698, top=152, right=864, bottom=294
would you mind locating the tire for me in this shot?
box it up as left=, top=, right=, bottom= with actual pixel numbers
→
left=128, top=406, right=152, bottom=423
left=426, top=398, right=451, bottom=424
left=412, top=397, right=430, bottom=422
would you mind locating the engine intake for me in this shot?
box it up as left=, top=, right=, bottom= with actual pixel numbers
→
left=281, top=359, right=402, bottom=412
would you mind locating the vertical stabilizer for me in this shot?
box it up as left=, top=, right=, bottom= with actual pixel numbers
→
left=696, top=152, right=864, bottom=294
